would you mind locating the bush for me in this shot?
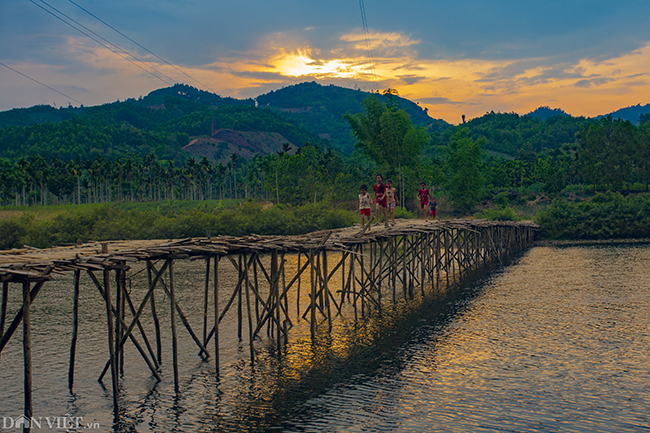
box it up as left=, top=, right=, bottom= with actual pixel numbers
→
left=0, top=201, right=360, bottom=249
left=394, top=206, right=417, bottom=219
left=475, top=206, right=518, bottom=221
left=535, top=192, right=650, bottom=239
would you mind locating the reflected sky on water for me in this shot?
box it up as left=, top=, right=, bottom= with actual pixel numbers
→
left=1, top=245, right=649, bottom=432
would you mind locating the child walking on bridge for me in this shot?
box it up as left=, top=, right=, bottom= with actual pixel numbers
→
left=358, top=184, right=374, bottom=231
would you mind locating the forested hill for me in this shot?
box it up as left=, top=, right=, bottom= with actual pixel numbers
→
left=256, top=82, right=449, bottom=153
left=525, top=106, right=570, bottom=120
left=596, top=103, right=650, bottom=125
left=431, top=111, right=593, bottom=157
left=0, top=87, right=326, bottom=163
left=0, top=84, right=254, bottom=129
left=0, top=82, right=447, bottom=158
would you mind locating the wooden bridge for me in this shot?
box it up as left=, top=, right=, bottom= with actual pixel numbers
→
left=0, top=218, right=537, bottom=429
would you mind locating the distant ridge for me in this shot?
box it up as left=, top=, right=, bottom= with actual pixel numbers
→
left=256, top=81, right=449, bottom=153
left=595, top=103, right=650, bottom=125
left=525, top=106, right=570, bottom=120
left=0, top=82, right=449, bottom=155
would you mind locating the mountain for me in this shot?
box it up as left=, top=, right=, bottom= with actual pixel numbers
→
left=0, top=82, right=449, bottom=160
left=429, top=110, right=593, bottom=157
left=0, top=104, right=81, bottom=128
left=525, top=106, right=570, bottom=120
left=140, top=84, right=254, bottom=108
left=597, top=103, right=650, bottom=125
left=256, top=82, right=449, bottom=154
left=0, top=88, right=326, bottom=163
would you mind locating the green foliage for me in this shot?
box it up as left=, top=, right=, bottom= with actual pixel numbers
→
left=345, top=95, right=428, bottom=172
left=640, top=112, right=650, bottom=125
left=393, top=206, right=417, bottom=219
left=345, top=93, right=430, bottom=210
left=0, top=201, right=358, bottom=249
left=444, top=129, right=484, bottom=213
left=577, top=116, right=637, bottom=190
left=0, top=88, right=325, bottom=164
left=431, top=111, right=590, bottom=156
left=535, top=192, right=650, bottom=239
left=256, top=82, right=446, bottom=154
left=475, top=206, right=518, bottom=221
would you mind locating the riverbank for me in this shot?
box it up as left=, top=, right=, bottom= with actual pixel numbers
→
left=535, top=237, right=650, bottom=247
left=0, top=200, right=360, bottom=250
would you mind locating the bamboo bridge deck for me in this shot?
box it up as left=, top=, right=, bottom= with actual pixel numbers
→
left=0, top=218, right=538, bottom=430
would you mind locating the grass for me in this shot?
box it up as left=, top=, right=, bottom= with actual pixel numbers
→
left=0, top=200, right=358, bottom=250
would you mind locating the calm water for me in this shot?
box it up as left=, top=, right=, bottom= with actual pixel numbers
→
left=1, top=245, right=650, bottom=432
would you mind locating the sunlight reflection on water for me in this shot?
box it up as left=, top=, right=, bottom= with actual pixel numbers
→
left=1, top=245, right=649, bottom=432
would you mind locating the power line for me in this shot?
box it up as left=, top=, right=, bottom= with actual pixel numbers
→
left=358, top=0, right=377, bottom=90
left=34, top=0, right=176, bottom=85
left=0, top=61, right=84, bottom=105
left=23, top=0, right=259, bottom=134
left=67, top=0, right=217, bottom=93
left=28, top=0, right=176, bottom=86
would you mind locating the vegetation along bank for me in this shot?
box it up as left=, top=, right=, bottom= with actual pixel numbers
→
left=1, top=82, right=650, bottom=247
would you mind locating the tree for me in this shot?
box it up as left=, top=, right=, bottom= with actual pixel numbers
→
left=578, top=116, right=635, bottom=190
left=344, top=91, right=429, bottom=206
left=445, top=128, right=484, bottom=213
left=639, top=112, right=650, bottom=126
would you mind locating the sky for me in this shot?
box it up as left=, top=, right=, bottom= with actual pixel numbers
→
left=1, top=0, right=650, bottom=124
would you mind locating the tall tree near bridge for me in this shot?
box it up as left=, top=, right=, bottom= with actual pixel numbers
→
left=446, top=128, right=484, bottom=213
left=344, top=90, right=429, bottom=207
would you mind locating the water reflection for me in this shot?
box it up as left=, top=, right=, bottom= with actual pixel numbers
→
left=2, top=245, right=649, bottom=431
left=285, top=245, right=650, bottom=432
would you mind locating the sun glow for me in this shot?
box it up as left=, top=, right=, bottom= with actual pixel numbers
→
left=271, top=51, right=367, bottom=79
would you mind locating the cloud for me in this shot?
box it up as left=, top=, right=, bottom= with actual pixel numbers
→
left=574, top=77, right=614, bottom=88
left=396, top=75, right=425, bottom=85
left=3, top=0, right=650, bottom=123
left=418, top=97, right=465, bottom=106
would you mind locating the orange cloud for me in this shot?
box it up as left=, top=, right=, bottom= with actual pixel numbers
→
left=25, top=31, right=650, bottom=125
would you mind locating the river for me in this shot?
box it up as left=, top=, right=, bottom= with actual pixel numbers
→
left=1, top=244, right=649, bottom=432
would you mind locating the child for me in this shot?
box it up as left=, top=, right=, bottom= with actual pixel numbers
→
left=429, top=196, right=437, bottom=219
left=373, top=174, right=388, bottom=227
left=385, top=179, right=399, bottom=226
left=357, top=184, right=374, bottom=230
left=417, top=182, right=433, bottom=222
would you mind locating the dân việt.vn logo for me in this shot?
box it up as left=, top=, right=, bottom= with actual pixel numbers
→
left=1, top=413, right=100, bottom=430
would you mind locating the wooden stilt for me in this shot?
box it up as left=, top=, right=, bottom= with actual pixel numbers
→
left=115, top=269, right=124, bottom=376
left=203, top=257, right=211, bottom=348
left=213, top=256, right=220, bottom=374
left=271, top=250, right=281, bottom=354
left=281, top=253, right=288, bottom=332
left=23, top=280, right=33, bottom=433
left=420, top=234, right=426, bottom=297
left=309, top=249, right=316, bottom=338
left=147, top=261, right=162, bottom=365
left=0, top=281, right=8, bottom=366
left=237, top=254, right=243, bottom=342
left=168, top=259, right=179, bottom=393
left=68, top=270, right=80, bottom=391
left=351, top=245, right=358, bottom=321
left=323, top=250, right=331, bottom=331
left=244, top=253, right=255, bottom=363
left=296, top=252, right=301, bottom=318
left=103, top=268, right=119, bottom=420
left=0, top=280, right=48, bottom=355
left=253, top=256, right=260, bottom=324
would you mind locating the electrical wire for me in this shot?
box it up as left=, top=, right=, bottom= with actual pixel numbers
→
left=35, top=0, right=177, bottom=85
left=67, top=0, right=217, bottom=93
left=28, top=0, right=176, bottom=86
left=358, top=0, right=377, bottom=90
left=23, top=0, right=270, bottom=134
left=0, top=61, right=84, bottom=105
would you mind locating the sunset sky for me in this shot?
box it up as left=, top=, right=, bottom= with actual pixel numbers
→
left=1, top=0, right=649, bottom=124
